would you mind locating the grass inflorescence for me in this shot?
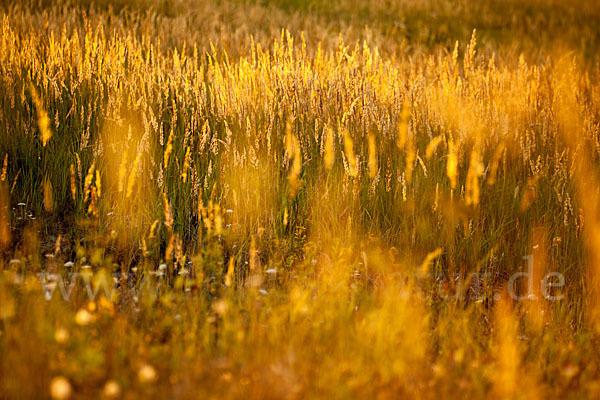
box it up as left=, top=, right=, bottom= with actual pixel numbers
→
left=1, top=0, right=600, bottom=398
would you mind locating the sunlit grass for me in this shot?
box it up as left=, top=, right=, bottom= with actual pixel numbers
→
left=1, top=0, right=600, bottom=398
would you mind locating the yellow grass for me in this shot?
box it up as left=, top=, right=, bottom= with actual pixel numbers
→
left=1, top=0, right=600, bottom=398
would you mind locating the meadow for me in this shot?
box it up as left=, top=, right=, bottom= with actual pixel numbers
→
left=1, top=0, right=600, bottom=398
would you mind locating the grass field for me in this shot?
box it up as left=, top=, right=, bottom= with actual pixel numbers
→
left=1, top=0, right=600, bottom=398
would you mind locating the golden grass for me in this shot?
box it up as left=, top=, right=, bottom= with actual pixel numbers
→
left=1, top=0, right=600, bottom=398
